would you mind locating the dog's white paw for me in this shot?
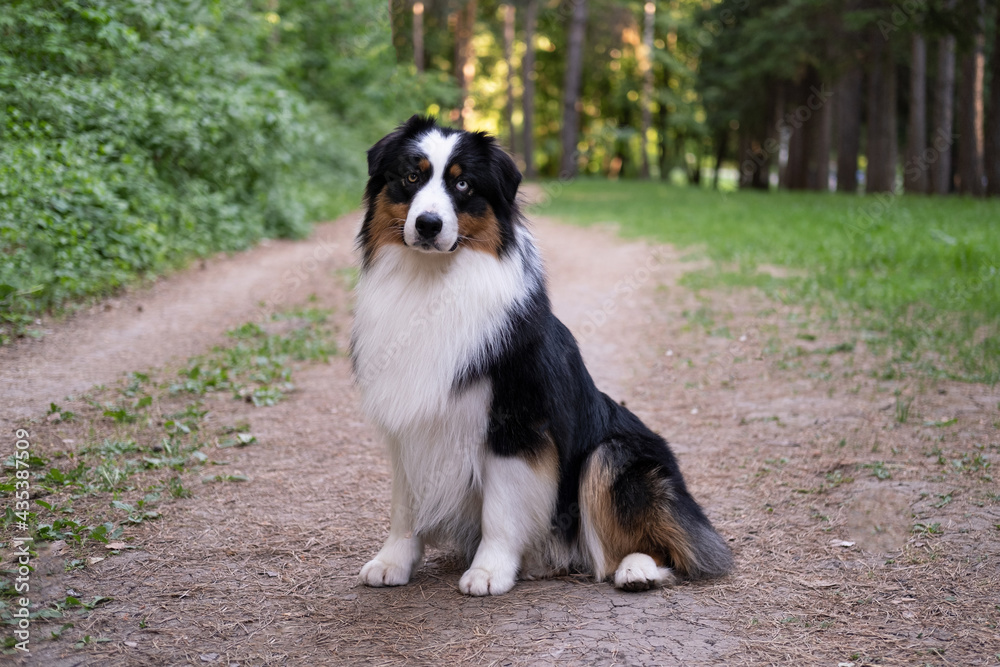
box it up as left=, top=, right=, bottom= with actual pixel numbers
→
left=458, top=567, right=516, bottom=596
left=359, top=557, right=411, bottom=587
left=613, top=553, right=676, bottom=592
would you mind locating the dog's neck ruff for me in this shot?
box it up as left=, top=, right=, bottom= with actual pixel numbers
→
left=352, top=227, right=540, bottom=437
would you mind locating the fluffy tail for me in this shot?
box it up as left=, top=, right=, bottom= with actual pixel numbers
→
left=579, top=440, right=733, bottom=581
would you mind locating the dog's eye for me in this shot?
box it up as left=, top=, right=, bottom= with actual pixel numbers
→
left=406, top=172, right=419, bottom=184
left=455, top=180, right=469, bottom=192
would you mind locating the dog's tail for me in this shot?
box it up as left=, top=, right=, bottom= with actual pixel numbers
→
left=579, top=439, right=733, bottom=581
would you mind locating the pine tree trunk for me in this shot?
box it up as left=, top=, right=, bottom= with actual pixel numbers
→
left=836, top=66, right=862, bottom=193
left=639, top=1, right=655, bottom=179
left=932, top=34, right=956, bottom=194
left=904, top=33, right=928, bottom=193
left=559, top=0, right=587, bottom=178
left=658, top=80, right=670, bottom=180
left=522, top=0, right=538, bottom=178
left=866, top=31, right=897, bottom=193
left=503, top=4, right=516, bottom=153
left=804, top=71, right=831, bottom=191
left=412, top=1, right=424, bottom=72
left=454, top=0, right=477, bottom=128
left=782, top=80, right=808, bottom=190
left=987, top=6, right=1000, bottom=196
left=957, top=18, right=985, bottom=196
left=712, top=130, right=727, bottom=190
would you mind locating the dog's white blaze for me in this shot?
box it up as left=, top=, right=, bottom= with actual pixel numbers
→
left=352, top=230, right=534, bottom=538
left=404, top=130, right=461, bottom=252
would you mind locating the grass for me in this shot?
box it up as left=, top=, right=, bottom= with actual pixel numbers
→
left=0, top=307, right=336, bottom=584
left=533, top=180, right=1000, bottom=383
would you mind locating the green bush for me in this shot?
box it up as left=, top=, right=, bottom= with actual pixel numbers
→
left=0, top=0, right=419, bottom=340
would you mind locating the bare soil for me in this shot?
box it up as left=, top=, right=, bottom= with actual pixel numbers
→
left=2, top=203, right=998, bottom=666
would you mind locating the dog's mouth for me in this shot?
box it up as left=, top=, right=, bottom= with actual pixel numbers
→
left=409, top=239, right=460, bottom=253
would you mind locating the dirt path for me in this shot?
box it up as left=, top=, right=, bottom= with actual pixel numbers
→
left=4, top=207, right=999, bottom=666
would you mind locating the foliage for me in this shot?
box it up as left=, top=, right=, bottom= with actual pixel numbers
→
left=537, top=180, right=1000, bottom=383
left=0, top=0, right=419, bottom=341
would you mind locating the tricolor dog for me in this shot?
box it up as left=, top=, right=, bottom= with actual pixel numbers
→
left=351, top=115, right=732, bottom=596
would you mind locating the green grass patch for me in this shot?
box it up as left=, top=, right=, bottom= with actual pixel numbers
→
left=0, top=307, right=336, bottom=571
left=534, top=181, right=1000, bottom=383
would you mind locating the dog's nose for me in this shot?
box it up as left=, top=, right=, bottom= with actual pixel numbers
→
left=415, top=213, right=443, bottom=240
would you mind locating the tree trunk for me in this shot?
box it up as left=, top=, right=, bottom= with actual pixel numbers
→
left=904, top=33, right=928, bottom=193
left=987, top=5, right=1000, bottom=196
left=866, top=30, right=897, bottom=193
left=658, top=28, right=676, bottom=181
left=559, top=0, right=587, bottom=178
left=522, top=0, right=538, bottom=178
left=804, top=71, right=831, bottom=191
left=931, top=34, right=956, bottom=194
left=658, top=95, right=670, bottom=180
left=639, top=1, right=655, bottom=179
left=836, top=66, right=862, bottom=193
left=956, top=16, right=985, bottom=196
left=781, top=80, right=808, bottom=190
left=712, top=130, right=727, bottom=190
left=454, top=0, right=477, bottom=128
left=412, top=1, right=424, bottom=73
left=503, top=4, right=516, bottom=153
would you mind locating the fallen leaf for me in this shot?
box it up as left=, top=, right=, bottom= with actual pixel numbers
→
left=830, top=539, right=855, bottom=548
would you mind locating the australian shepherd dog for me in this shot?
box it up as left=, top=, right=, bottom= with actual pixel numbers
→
left=351, top=115, right=732, bottom=596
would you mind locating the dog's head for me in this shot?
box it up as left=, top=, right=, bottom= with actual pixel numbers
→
left=358, top=115, right=522, bottom=267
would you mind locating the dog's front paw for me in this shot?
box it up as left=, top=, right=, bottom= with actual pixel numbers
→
left=359, top=557, right=412, bottom=587
left=458, top=567, right=516, bottom=596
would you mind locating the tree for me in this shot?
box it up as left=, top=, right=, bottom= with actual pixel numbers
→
left=639, top=1, right=655, bottom=179
left=931, top=32, right=956, bottom=194
left=454, top=0, right=477, bottom=128
left=503, top=3, right=516, bottom=153
left=904, top=33, right=928, bottom=194
left=956, top=1, right=985, bottom=196
left=521, top=0, right=538, bottom=178
left=559, top=0, right=587, bottom=177
left=835, top=65, right=862, bottom=193
left=987, top=5, right=1000, bottom=196
left=413, top=0, right=425, bottom=72
left=866, top=27, right=897, bottom=194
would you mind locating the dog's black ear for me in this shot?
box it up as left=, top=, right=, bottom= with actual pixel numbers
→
left=367, top=115, right=436, bottom=177
left=492, top=144, right=522, bottom=206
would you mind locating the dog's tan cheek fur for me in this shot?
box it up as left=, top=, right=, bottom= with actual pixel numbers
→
left=366, top=187, right=409, bottom=259
left=457, top=206, right=502, bottom=257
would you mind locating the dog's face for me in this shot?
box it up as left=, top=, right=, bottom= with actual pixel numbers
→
left=359, top=115, right=522, bottom=266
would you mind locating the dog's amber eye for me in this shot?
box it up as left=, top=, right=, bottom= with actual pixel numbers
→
left=406, top=172, right=418, bottom=183
left=455, top=180, right=469, bottom=192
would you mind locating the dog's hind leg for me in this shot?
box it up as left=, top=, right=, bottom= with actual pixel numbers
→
left=459, top=450, right=558, bottom=596
left=579, top=440, right=732, bottom=587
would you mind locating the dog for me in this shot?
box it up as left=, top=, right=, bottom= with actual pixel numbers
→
left=351, top=115, right=732, bottom=596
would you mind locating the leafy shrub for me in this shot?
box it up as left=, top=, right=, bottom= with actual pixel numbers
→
left=0, top=0, right=428, bottom=340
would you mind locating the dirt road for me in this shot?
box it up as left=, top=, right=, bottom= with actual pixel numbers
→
left=3, top=206, right=998, bottom=666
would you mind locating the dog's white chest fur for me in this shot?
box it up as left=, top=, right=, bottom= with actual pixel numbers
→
left=352, top=241, right=533, bottom=537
